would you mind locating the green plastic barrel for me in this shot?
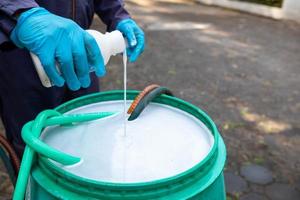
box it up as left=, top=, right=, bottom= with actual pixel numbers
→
left=27, top=90, right=226, bottom=200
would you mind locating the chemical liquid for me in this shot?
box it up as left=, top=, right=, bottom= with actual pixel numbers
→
left=41, top=101, right=214, bottom=183
left=123, top=50, right=127, bottom=136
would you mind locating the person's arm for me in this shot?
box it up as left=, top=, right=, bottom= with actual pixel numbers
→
left=0, top=12, right=16, bottom=50
left=93, top=0, right=130, bottom=31
left=0, top=0, right=38, bottom=17
left=0, top=0, right=38, bottom=50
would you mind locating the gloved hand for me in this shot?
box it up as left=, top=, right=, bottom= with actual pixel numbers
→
left=10, top=7, right=105, bottom=91
left=116, top=19, right=145, bottom=62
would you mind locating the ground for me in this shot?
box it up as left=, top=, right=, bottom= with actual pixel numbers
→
left=1, top=0, right=300, bottom=199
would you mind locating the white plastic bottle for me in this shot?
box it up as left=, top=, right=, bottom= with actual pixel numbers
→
left=30, top=30, right=126, bottom=87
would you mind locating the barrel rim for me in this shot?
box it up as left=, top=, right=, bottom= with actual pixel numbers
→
left=39, top=90, right=221, bottom=189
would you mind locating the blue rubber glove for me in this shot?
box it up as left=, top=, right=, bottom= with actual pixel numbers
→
left=10, top=7, right=105, bottom=91
left=116, top=19, right=145, bottom=62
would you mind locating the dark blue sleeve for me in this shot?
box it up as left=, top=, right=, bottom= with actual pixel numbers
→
left=0, top=0, right=38, bottom=16
left=0, top=31, right=10, bottom=49
left=0, top=0, right=38, bottom=50
left=0, top=12, right=16, bottom=50
left=94, top=0, right=131, bottom=31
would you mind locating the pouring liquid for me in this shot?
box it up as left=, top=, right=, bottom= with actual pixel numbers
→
left=123, top=49, right=127, bottom=137
left=122, top=49, right=128, bottom=181
left=41, top=45, right=215, bottom=183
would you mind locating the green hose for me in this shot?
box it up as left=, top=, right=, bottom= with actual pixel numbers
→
left=23, top=111, right=116, bottom=165
left=13, top=109, right=116, bottom=200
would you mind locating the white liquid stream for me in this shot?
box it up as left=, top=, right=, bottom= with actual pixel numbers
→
left=123, top=50, right=127, bottom=136
left=41, top=101, right=214, bottom=183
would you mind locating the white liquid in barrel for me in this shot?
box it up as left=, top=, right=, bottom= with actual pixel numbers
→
left=42, top=101, right=214, bottom=183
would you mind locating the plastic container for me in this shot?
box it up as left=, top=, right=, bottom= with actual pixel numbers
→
left=24, top=90, right=226, bottom=200
left=30, top=30, right=126, bottom=87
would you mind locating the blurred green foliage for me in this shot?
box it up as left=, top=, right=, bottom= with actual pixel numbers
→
left=234, top=0, right=283, bottom=7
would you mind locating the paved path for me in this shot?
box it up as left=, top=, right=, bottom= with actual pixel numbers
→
left=1, top=0, right=300, bottom=199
